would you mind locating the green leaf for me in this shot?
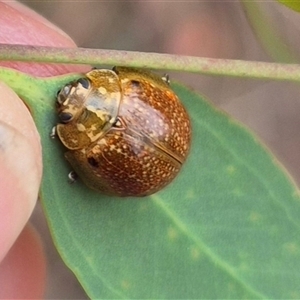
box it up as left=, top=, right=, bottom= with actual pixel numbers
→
left=2, top=68, right=300, bottom=298
left=277, top=0, right=300, bottom=12
left=241, top=1, right=299, bottom=63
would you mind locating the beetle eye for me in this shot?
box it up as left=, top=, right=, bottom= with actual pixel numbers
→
left=59, top=112, right=73, bottom=123
left=77, top=78, right=90, bottom=89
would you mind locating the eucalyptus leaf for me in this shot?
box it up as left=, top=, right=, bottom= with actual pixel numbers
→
left=277, top=0, right=300, bottom=12
left=2, top=68, right=300, bottom=298
left=41, top=82, right=300, bottom=298
left=241, top=1, right=299, bottom=63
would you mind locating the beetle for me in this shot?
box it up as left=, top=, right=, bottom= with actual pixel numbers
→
left=53, top=66, right=191, bottom=197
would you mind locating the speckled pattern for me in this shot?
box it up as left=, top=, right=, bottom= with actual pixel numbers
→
left=57, top=67, right=191, bottom=197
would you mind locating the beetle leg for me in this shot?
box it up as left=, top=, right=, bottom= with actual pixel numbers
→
left=68, top=171, right=78, bottom=184
left=161, top=73, right=170, bottom=85
left=50, top=126, right=57, bottom=139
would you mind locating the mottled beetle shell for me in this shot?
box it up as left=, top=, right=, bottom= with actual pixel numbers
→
left=55, top=67, right=191, bottom=197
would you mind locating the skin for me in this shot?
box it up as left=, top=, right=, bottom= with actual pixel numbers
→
left=0, top=1, right=88, bottom=297
left=0, top=224, right=46, bottom=298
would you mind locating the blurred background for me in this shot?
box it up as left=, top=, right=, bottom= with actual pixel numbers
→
left=17, top=0, right=300, bottom=298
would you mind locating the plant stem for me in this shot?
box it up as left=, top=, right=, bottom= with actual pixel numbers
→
left=0, top=44, right=300, bottom=82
